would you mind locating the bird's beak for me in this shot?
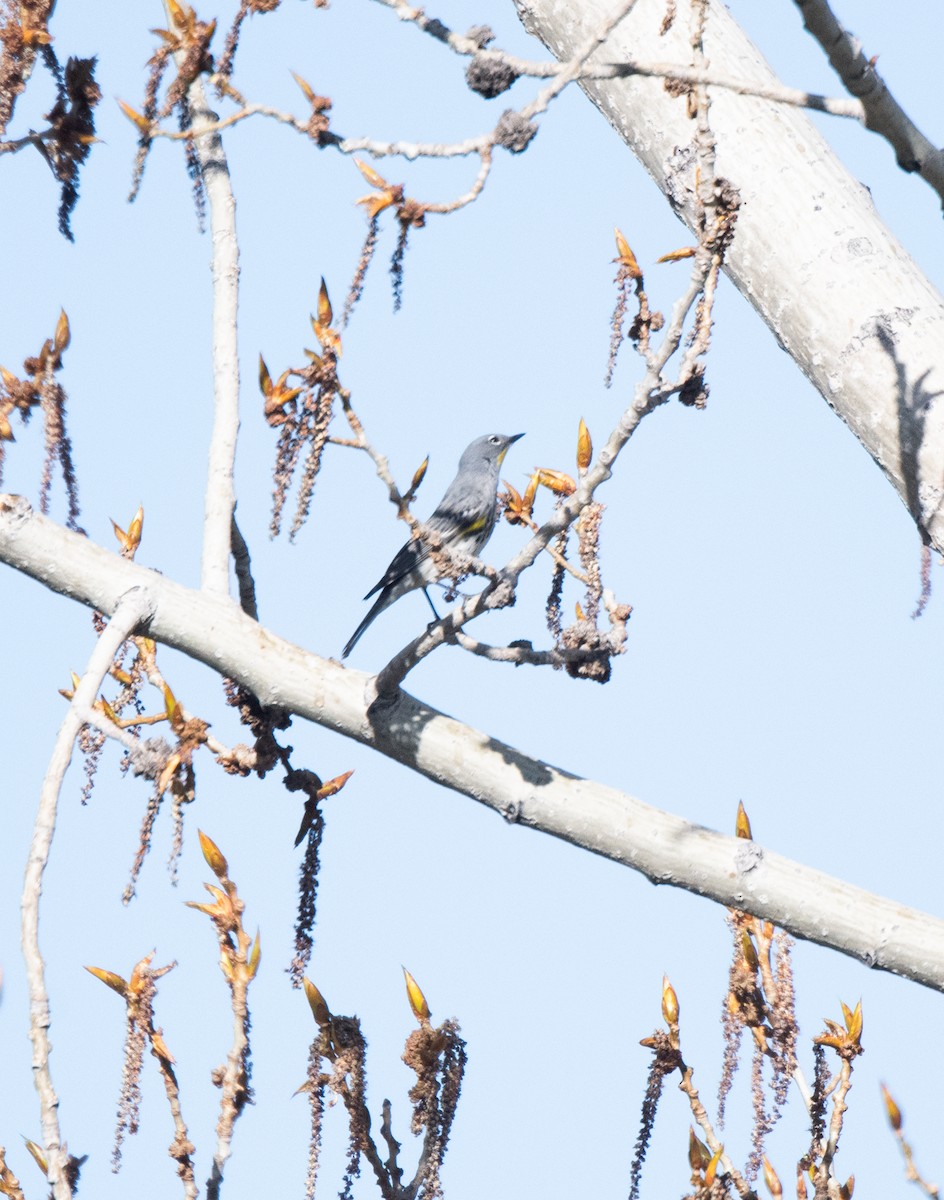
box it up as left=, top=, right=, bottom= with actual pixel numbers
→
left=498, top=433, right=523, bottom=467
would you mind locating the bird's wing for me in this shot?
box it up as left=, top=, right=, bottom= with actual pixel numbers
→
left=362, top=505, right=490, bottom=599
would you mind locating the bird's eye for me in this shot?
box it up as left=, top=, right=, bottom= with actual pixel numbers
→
left=489, top=435, right=501, bottom=444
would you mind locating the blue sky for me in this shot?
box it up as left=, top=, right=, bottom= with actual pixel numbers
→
left=2, top=1, right=943, bottom=1196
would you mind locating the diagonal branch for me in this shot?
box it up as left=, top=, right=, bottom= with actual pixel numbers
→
left=20, top=585, right=154, bottom=1200
left=3, top=495, right=944, bottom=993
left=793, top=0, right=944, bottom=207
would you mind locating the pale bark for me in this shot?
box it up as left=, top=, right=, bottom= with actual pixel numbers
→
left=189, top=74, right=241, bottom=596
left=21, top=588, right=154, bottom=1200
left=514, top=0, right=944, bottom=550
left=3, top=495, right=944, bottom=992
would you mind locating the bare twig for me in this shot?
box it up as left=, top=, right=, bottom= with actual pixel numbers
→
left=518, top=0, right=644, bottom=121
left=21, top=587, right=153, bottom=1200
left=881, top=1083, right=940, bottom=1198
left=794, top=0, right=944, bottom=207
left=138, top=63, right=864, bottom=156
left=190, top=834, right=257, bottom=1200
left=452, top=628, right=619, bottom=667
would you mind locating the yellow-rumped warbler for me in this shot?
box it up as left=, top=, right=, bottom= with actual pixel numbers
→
left=342, top=432, right=523, bottom=659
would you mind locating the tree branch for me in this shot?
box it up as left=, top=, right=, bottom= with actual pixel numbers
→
left=516, top=0, right=944, bottom=553
left=186, top=74, right=241, bottom=595
left=3, top=495, right=944, bottom=992
left=793, top=0, right=944, bottom=206
left=20, top=585, right=154, bottom=1200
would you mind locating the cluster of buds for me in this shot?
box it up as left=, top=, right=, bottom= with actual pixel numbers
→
left=813, top=1000, right=863, bottom=1062
left=501, top=416, right=587, bottom=530
left=261, top=278, right=342, bottom=432
left=185, top=831, right=261, bottom=994
left=291, top=72, right=334, bottom=145
left=0, top=310, right=70, bottom=443
left=354, top=159, right=427, bottom=232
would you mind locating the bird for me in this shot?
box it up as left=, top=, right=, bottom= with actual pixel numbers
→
left=341, top=432, right=523, bottom=659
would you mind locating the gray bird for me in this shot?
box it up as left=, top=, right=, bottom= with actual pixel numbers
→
left=342, top=432, right=523, bottom=659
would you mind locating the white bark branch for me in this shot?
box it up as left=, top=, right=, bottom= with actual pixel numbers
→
left=513, top=0, right=944, bottom=552
left=20, top=585, right=154, bottom=1200
left=3, top=495, right=944, bottom=992
left=187, top=75, right=241, bottom=595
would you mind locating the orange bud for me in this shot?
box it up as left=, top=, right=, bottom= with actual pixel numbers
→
left=111, top=518, right=131, bottom=552
left=304, top=978, right=331, bottom=1026
left=403, top=966, right=430, bottom=1022
left=762, top=1155, right=782, bottom=1197
left=576, top=418, right=592, bottom=472
left=292, top=71, right=317, bottom=104
left=316, top=277, right=333, bottom=328
left=536, top=468, right=576, bottom=496
left=879, top=1082, right=901, bottom=1131
left=22, top=1138, right=47, bottom=1174
left=151, top=1032, right=175, bottom=1063
left=85, top=965, right=129, bottom=997
left=162, top=683, right=179, bottom=724
left=356, top=191, right=396, bottom=221
left=166, top=0, right=186, bottom=28
left=54, top=309, right=70, bottom=355
left=410, top=456, right=429, bottom=493
left=661, top=974, right=679, bottom=1026
left=316, top=769, right=355, bottom=800
left=614, top=227, right=642, bottom=278
left=118, top=99, right=152, bottom=132
left=843, top=999, right=863, bottom=1042
left=704, top=1146, right=722, bottom=1188
left=247, top=929, right=261, bottom=980
left=354, top=158, right=390, bottom=191
left=503, top=481, right=522, bottom=508
left=198, top=829, right=229, bottom=880
left=127, top=505, right=144, bottom=549
left=21, top=27, right=52, bottom=46
left=656, top=247, right=697, bottom=264
left=258, top=354, right=272, bottom=396
left=688, top=1127, right=711, bottom=1172
left=735, top=799, right=752, bottom=839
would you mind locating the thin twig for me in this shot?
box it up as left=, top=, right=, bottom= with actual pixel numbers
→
left=143, top=63, right=863, bottom=155
left=21, top=587, right=153, bottom=1200
left=453, top=630, right=617, bottom=667
left=518, top=0, right=644, bottom=121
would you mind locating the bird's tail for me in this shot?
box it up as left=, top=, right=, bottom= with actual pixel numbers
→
left=341, top=590, right=391, bottom=659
